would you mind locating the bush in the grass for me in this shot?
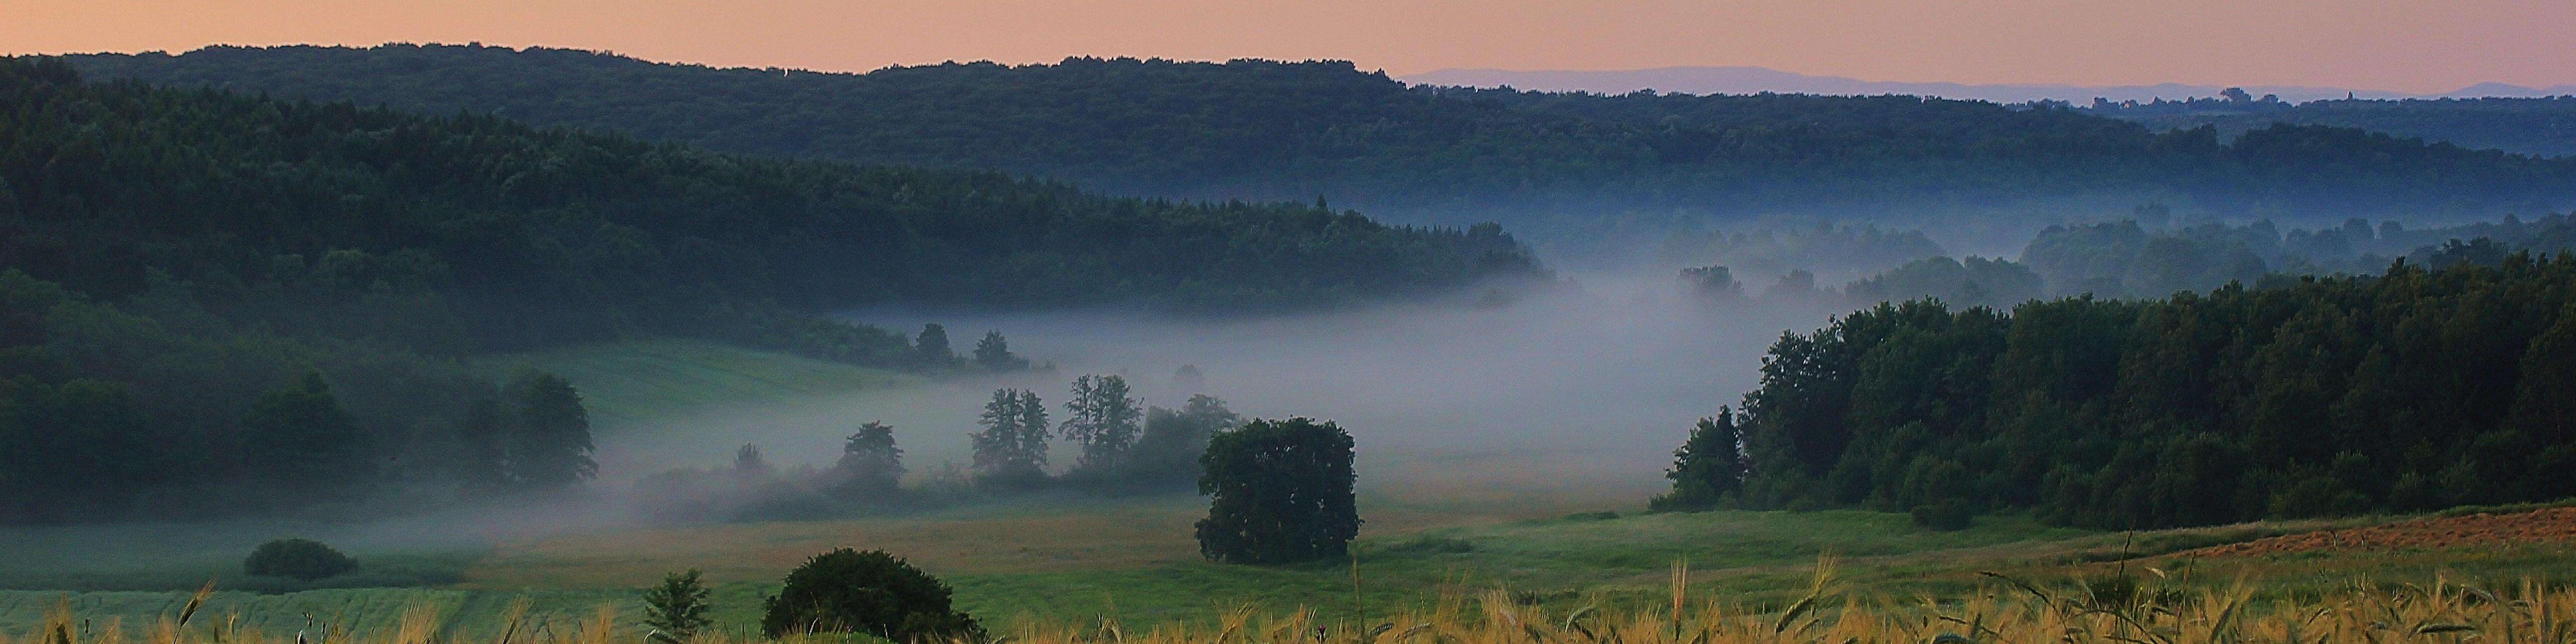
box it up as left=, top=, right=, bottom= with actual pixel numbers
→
left=243, top=538, right=357, bottom=580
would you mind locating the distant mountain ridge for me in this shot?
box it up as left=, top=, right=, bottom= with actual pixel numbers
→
left=1403, top=66, right=2576, bottom=103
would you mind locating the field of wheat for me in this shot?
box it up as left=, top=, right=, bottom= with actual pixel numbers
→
left=15, top=558, right=2571, bottom=644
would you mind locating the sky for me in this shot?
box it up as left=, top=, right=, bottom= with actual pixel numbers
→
left=6, top=0, right=2572, bottom=94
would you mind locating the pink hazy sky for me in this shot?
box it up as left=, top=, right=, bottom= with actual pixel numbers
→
left=6, top=0, right=2570, bottom=93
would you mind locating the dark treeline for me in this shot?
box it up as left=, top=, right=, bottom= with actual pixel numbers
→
left=0, top=57, right=1532, bottom=524
left=1677, top=209, right=2576, bottom=312
left=2092, top=94, right=2576, bottom=159
left=0, top=266, right=597, bottom=522
left=63, top=45, right=2576, bottom=223
left=1659, top=254, right=2576, bottom=529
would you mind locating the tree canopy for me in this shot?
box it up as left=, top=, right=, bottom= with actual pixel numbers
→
left=1697, top=253, right=2576, bottom=529
left=66, top=45, right=2576, bottom=228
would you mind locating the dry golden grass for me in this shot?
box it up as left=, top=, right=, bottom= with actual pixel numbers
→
left=25, top=558, right=2576, bottom=644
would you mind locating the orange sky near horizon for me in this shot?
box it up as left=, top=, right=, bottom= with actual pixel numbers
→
left=5, top=0, right=2570, bottom=93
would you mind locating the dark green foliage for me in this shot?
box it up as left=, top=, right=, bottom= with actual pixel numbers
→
left=833, top=422, right=905, bottom=498
left=759, top=548, right=981, bottom=643
left=0, top=56, right=1534, bottom=524
left=1123, top=395, right=1241, bottom=489
left=500, top=370, right=595, bottom=489
left=969, top=331, right=1029, bottom=372
left=2, top=56, right=1542, bottom=334
left=1722, top=253, right=2576, bottom=529
left=242, top=538, right=358, bottom=580
left=2097, top=95, right=2576, bottom=158
left=642, top=569, right=715, bottom=643
left=0, top=269, right=515, bottom=522
left=1648, top=410, right=1747, bottom=512
left=912, top=325, right=957, bottom=370
left=1195, top=417, right=1360, bottom=564
left=241, top=372, right=372, bottom=494
left=969, top=389, right=1049, bottom=488
left=67, top=46, right=2576, bottom=222
left=1060, top=375, right=1142, bottom=476
left=1845, top=256, right=2042, bottom=309
left=1909, top=502, right=1974, bottom=531
left=0, top=377, right=156, bottom=523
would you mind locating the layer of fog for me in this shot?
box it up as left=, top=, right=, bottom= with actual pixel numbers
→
left=616, top=271, right=1834, bottom=504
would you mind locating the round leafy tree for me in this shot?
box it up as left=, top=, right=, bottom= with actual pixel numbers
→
left=1194, top=417, right=1360, bottom=564
left=761, top=549, right=982, bottom=643
left=243, top=538, right=358, bottom=580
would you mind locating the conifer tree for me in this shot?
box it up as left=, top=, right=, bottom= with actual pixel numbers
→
left=834, top=421, right=904, bottom=496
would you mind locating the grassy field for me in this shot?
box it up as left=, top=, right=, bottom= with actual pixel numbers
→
left=469, top=338, right=920, bottom=430
left=11, top=340, right=2576, bottom=638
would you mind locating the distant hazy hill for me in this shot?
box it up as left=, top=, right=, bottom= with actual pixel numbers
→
left=66, top=45, right=2576, bottom=236
left=2097, top=97, right=2576, bottom=159
left=1404, top=66, right=2576, bottom=103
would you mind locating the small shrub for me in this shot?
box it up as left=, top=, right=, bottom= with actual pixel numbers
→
left=761, top=548, right=981, bottom=643
left=642, top=569, right=714, bottom=643
left=243, top=538, right=357, bottom=580
left=1910, top=502, right=1974, bottom=531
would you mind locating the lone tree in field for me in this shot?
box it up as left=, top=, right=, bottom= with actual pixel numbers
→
left=970, top=389, right=1049, bottom=487
left=1648, top=408, right=1749, bottom=512
left=243, top=538, right=357, bottom=580
left=760, top=548, right=981, bottom=643
left=642, top=568, right=714, bottom=643
left=833, top=421, right=904, bottom=497
left=1195, top=417, right=1360, bottom=564
left=1061, top=375, right=1142, bottom=476
left=503, top=370, right=595, bottom=489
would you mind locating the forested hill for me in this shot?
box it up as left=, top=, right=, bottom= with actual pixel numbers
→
left=66, top=44, right=2576, bottom=224
left=1661, top=254, right=2576, bottom=530
left=0, top=57, right=1536, bottom=524
left=0, top=57, right=1541, bottom=353
left=2094, top=96, right=2576, bottom=159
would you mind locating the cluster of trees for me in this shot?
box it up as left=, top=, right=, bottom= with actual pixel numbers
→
left=1678, top=210, right=2576, bottom=315
left=65, top=46, right=2576, bottom=228
left=2, top=57, right=1542, bottom=349
left=968, top=376, right=1243, bottom=492
left=631, top=373, right=1242, bottom=523
left=0, top=56, right=1532, bottom=522
left=1657, top=224, right=1946, bottom=282
left=0, top=268, right=596, bottom=523
left=1659, top=252, right=2576, bottom=529
left=2020, top=211, right=2576, bottom=299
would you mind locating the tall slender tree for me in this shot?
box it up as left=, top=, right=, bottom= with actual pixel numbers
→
left=1061, top=375, right=1143, bottom=475
left=971, top=389, right=1049, bottom=486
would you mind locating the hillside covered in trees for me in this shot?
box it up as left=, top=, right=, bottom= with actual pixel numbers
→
left=0, top=57, right=1538, bottom=524
left=1660, top=253, right=2576, bottom=529
left=2093, top=95, right=2576, bottom=159
left=64, top=45, right=2576, bottom=229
